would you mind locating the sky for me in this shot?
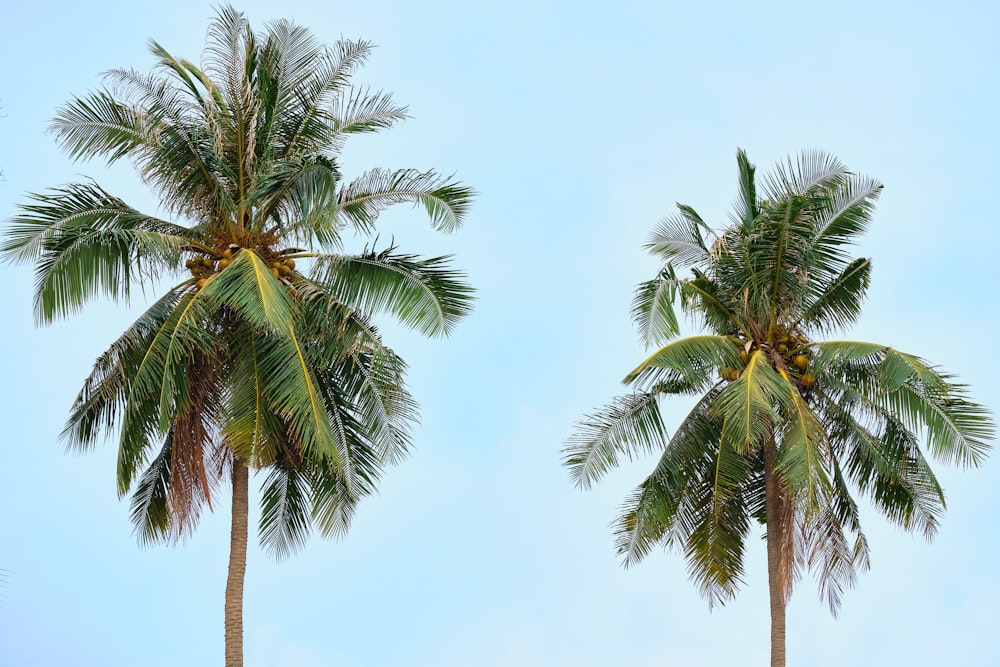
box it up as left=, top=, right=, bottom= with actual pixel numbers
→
left=0, top=0, right=998, bottom=665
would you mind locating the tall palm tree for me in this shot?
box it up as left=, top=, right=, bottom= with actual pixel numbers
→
left=2, top=7, right=474, bottom=666
left=564, top=149, right=993, bottom=667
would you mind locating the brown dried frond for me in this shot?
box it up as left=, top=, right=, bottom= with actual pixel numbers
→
left=165, top=352, right=223, bottom=542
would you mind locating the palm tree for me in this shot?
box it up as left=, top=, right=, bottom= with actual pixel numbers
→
left=564, top=149, right=993, bottom=667
left=2, top=7, right=474, bottom=666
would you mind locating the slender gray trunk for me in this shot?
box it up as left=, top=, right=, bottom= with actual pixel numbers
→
left=763, top=439, right=786, bottom=667
left=225, top=460, right=249, bottom=667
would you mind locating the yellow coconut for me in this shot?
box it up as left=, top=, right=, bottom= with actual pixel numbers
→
left=793, top=354, right=808, bottom=371
left=218, top=258, right=231, bottom=270
left=800, top=372, right=815, bottom=387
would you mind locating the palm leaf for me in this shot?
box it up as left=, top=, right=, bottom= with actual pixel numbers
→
left=564, top=391, right=669, bottom=490
left=337, top=168, right=475, bottom=233
left=259, top=464, right=313, bottom=559
left=312, top=247, right=474, bottom=337
left=624, top=334, right=741, bottom=387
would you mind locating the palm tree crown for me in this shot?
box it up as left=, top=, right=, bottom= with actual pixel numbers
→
left=564, top=149, right=993, bottom=666
left=2, top=6, right=474, bottom=665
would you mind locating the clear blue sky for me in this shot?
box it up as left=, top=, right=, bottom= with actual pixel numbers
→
left=1, top=1, right=998, bottom=665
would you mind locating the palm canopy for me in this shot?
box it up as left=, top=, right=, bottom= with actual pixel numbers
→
left=2, top=5, right=475, bottom=558
left=565, top=149, right=993, bottom=613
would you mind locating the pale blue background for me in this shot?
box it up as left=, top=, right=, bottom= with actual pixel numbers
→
left=1, top=1, right=997, bottom=665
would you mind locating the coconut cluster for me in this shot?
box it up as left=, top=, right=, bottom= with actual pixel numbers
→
left=268, top=257, right=295, bottom=278
left=184, top=248, right=299, bottom=291
left=185, top=254, right=219, bottom=290
left=775, top=334, right=815, bottom=388
left=719, top=334, right=815, bottom=388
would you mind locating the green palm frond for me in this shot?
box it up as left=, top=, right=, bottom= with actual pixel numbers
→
left=342, top=344, right=416, bottom=466
left=564, top=391, right=669, bottom=490
left=683, top=428, right=753, bottom=607
left=794, top=258, right=871, bottom=334
left=313, top=247, right=474, bottom=337
left=777, top=382, right=831, bottom=514
left=882, top=377, right=993, bottom=467
left=730, top=149, right=758, bottom=229
left=48, top=90, right=149, bottom=163
left=631, top=268, right=681, bottom=347
left=807, top=175, right=882, bottom=278
left=817, top=343, right=993, bottom=466
left=760, top=149, right=848, bottom=200
left=816, top=385, right=946, bottom=536
left=130, top=435, right=174, bottom=546
left=337, top=168, right=475, bottom=233
left=2, top=183, right=191, bottom=323
left=309, top=458, right=358, bottom=538
left=332, top=88, right=408, bottom=137
left=707, top=350, right=791, bottom=449
left=249, top=155, right=341, bottom=244
left=63, top=288, right=186, bottom=452
left=222, top=332, right=275, bottom=465
left=646, top=206, right=712, bottom=268
left=256, top=324, right=342, bottom=471
left=270, top=38, right=375, bottom=157
left=259, top=464, right=313, bottom=559
left=624, top=334, right=741, bottom=387
left=199, top=249, right=295, bottom=332
left=612, top=390, right=722, bottom=565
left=93, top=67, right=230, bottom=218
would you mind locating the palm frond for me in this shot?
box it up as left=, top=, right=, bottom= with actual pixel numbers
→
left=645, top=206, right=712, bottom=269
left=624, top=334, right=741, bottom=387
left=337, top=168, right=475, bottom=233
left=777, top=382, right=831, bottom=514
left=612, top=390, right=722, bottom=565
left=199, top=249, right=295, bottom=332
left=795, top=258, right=871, bottom=334
left=760, top=150, right=847, bottom=201
left=332, top=88, right=408, bottom=137
left=631, top=268, right=681, bottom=348
left=259, top=464, right=313, bottom=559
left=729, top=149, right=758, bottom=229
left=312, top=247, right=474, bottom=337
left=49, top=90, right=149, bottom=163
left=711, top=350, right=791, bottom=450
left=564, top=391, right=669, bottom=490
left=4, top=183, right=191, bottom=323
left=130, top=435, right=174, bottom=546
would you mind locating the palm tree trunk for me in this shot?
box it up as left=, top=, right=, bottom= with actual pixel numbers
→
left=225, top=460, right=249, bottom=667
left=763, top=439, right=786, bottom=667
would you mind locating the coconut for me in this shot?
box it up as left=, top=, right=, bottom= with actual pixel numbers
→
left=793, top=354, right=808, bottom=371
left=284, top=258, right=296, bottom=269
left=800, top=372, right=815, bottom=388
left=777, top=343, right=788, bottom=354
left=196, top=278, right=207, bottom=290
left=218, top=258, right=231, bottom=270
left=222, top=248, right=233, bottom=259
left=278, top=264, right=291, bottom=276
left=271, top=268, right=281, bottom=278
